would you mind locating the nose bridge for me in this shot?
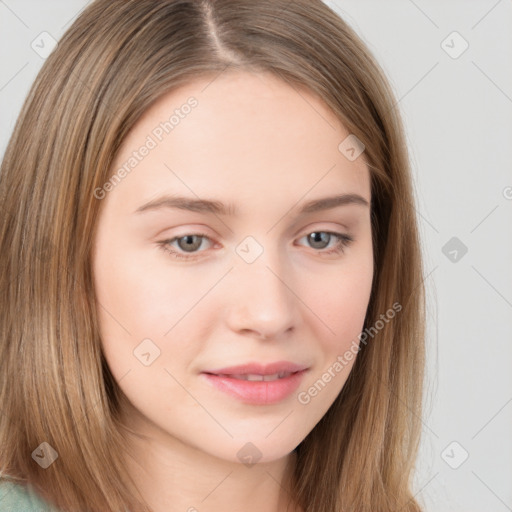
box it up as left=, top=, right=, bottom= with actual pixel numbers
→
left=227, top=235, right=297, bottom=338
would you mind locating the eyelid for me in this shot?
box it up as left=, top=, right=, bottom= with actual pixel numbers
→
left=159, top=222, right=351, bottom=245
left=295, top=221, right=350, bottom=236
left=158, top=225, right=354, bottom=261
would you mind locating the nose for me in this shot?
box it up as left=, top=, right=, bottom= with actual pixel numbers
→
left=225, top=247, right=299, bottom=341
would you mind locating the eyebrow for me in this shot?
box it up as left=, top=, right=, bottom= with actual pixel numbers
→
left=134, top=193, right=370, bottom=216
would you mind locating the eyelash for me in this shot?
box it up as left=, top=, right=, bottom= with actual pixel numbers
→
left=157, top=231, right=354, bottom=261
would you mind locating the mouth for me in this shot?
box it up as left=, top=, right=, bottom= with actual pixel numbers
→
left=210, top=371, right=296, bottom=381
left=200, top=362, right=309, bottom=405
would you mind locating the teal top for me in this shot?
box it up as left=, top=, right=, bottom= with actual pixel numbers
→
left=0, top=479, right=57, bottom=511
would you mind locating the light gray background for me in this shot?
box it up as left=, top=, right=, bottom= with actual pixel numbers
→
left=1, top=1, right=511, bottom=511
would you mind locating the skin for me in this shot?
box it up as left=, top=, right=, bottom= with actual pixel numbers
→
left=92, top=71, right=373, bottom=512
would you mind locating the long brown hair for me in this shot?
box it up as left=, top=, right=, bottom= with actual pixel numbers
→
left=0, top=1, right=425, bottom=510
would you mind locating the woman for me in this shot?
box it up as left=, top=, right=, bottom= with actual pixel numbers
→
left=0, top=0, right=425, bottom=511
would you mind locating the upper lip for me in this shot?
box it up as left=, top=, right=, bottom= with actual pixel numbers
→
left=203, top=361, right=309, bottom=376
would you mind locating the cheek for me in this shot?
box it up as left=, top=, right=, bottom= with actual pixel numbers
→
left=305, top=258, right=373, bottom=350
left=94, top=246, right=199, bottom=333
left=295, top=259, right=372, bottom=415
left=93, top=247, right=217, bottom=381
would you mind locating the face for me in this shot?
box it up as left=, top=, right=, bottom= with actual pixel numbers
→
left=92, top=71, right=373, bottom=465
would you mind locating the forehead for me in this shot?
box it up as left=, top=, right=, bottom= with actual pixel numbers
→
left=107, top=71, right=370, bottom=214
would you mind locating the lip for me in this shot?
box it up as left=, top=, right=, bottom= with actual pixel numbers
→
left=201, top=360, right=309, bottom=405
left=204, top=361, right=309, bottom=376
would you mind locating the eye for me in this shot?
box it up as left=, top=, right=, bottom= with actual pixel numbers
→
left=158, top=233, right=213, bottom=260
left=296, top=231, right=354, bottom=256
left=157, top=230, right=354, bottom=261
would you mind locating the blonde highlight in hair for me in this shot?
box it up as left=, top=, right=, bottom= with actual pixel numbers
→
left=0, top=1, right=425, bottom=510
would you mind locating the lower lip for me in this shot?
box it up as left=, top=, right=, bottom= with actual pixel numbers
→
left=201, top=370, right=307, bottom=405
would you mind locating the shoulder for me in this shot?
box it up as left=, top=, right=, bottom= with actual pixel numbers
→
left=0, top=478, right=57, bottom=512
